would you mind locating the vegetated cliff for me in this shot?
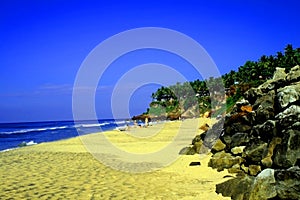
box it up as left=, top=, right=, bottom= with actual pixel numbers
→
left=185, top=66, right=300, bottom=200
left=134, top=45, right=300, bottom=122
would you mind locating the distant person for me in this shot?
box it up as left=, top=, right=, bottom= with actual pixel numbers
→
left=126, top=124, right=130, bottom=131
left=133, top=120, right=137, bottom=128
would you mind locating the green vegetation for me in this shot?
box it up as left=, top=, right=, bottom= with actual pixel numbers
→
left=222, top=44, right=300, bottom=87
left=144, top=44, right=300, bottom=118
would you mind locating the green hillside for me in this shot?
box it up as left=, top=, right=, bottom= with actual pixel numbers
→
left=135, top=44, right=300, bottom=120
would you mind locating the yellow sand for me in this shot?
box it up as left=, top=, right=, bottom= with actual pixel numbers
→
left=0, top=118, right=231, bottom=200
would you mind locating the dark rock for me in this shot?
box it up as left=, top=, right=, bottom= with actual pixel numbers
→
left=252, top=120, right=278, bottom=142
left=189, top=161, right=201, bottom=166
left=253, top=90, right=276, bottom=122
left=223, top=175, right=234, bottom=178
left=228, top=164, right=242, bottom=174
left=18, top=141, right=27, bottom=147
left=231, top=100, right=253, bottom=116
left=244, top=87, right=262, bottom=105
left=261, top=137, right=282, bottom=168
left=167, top=112, right=181, bottom=120
left=248, top=164, right=261, bottom=176
left=192, top=134, right=201, bottom=145
left=249, top=168, right=277, bottom=200
left=231, top=132, right=251, bottom=148
left=188, top=133, right=205, bottom=154
left=291, top=121, right=300, bottom=131
left=216, top=174, right=254, bottom=200
left=243, top=141, right=268, bottom=163
left=201, top=119, right=225, bottom=149
left=179, top=147, right=196, bottom=155
left=232, top=123, right=252, bottom=133
left=217, top=167, right=300, bottom=200
left=131, top=114, right=151, bottom=121
left=192, top=141, right=203, bottom=154
left=275, top=166, right=300, bottom=200
left=208, top=151, right=244, bottom=171
left=211, top=139, right=226, bottom=153
left=257, top=67, right=287, bottom=93
left=273, top=129, right=300, bottom=168
left=242, top=110, right=256, bottom=125
left=256, top=106, right=276, bottom=123
left=224, top=122, right=252, bottom=137
left=225, top=113, right=254, bottom=128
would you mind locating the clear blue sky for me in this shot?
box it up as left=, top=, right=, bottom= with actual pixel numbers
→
left=1, top=0, right=300, bottom=122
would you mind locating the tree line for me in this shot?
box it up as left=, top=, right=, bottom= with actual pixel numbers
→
left=144, top=44, right=300, bottom=118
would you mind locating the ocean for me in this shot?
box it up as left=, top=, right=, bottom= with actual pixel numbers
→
left=0, top=119, right=132, bottom=151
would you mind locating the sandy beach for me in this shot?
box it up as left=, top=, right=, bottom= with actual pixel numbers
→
left=0, top=118, right=231, bottom=199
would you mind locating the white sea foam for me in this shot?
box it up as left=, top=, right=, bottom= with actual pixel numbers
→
left=115, top=121, right=127, bottom=125
left=48, top=126, right=68, bottom=130
left=75, top=122, right=110, bottom=128
left=0, top=125, right=69, bottom=135
left=0, top=147, right=17, bottom=152
left=26, top=140, right=37, bottom=146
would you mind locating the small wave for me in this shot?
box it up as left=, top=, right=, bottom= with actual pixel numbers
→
left=26, top=140, right=37, bottom=145
left=114, top=121, right=127, bottom=125
left=48, top=126, right=68, bottom=130
left=74, top=122, right=111, bottom=128
left=0, top=125, right=69, bottom=135
left=1, top=147, right=17, bottom=152
left=18, top=140, right=37, bottom=147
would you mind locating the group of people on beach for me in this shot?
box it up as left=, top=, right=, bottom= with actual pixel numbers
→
left=117, top=117, right=150, bottom=131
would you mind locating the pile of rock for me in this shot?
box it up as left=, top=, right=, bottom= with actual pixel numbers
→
left=189, top=66, right=300, bottom=199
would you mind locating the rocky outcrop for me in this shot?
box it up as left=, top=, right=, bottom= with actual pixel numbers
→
left=191, top=66, right=300, bottom=199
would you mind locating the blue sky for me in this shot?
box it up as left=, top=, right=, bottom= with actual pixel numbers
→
left=1, top=0, right=300, bottom=122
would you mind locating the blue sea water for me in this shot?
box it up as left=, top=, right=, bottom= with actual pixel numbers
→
left=0, top=119, right=132, bottom=151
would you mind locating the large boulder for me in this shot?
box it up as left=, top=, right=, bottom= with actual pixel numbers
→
left=253, top=90, right=276, bottom=122
left=273, top=67, right=287, bottom=80
left=275, top=166, right=300, bottom=200
left=208, top=151, right=244, bottom=171
left=178, top=146, right=196, bottom=155
left=273, top=129, right=300, bottom=168
left=286, top=65, right=300, bottom=82
left=244, top=87, right=262, bottom=105
left=277, top=83, right=300, bottom=110
left=249, top=168, right=277, bottom=200
left=242, top=141, right=268, bottom=164
left=211, top=139, right=226, bottom=153
left=216, top=174, right=254, bottom=200
left=252, top=120, right=277, bottom=142
left=201, top=119, right=225, bottom=149
left=261, top=137, right=282, bottom=168
left=276, top=105, right=300, bottom=130
left=216, top=167, right=300, bottom=200
left=230, top=132, right=252, bottom=148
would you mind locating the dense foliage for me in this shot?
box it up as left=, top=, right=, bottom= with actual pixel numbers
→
left=144, top=44, right=300, bottom=118
left=222, top=44, right=300, bottom=88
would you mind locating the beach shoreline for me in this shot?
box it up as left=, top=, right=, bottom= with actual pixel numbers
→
left=0, top=118, right=231, bottom=199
